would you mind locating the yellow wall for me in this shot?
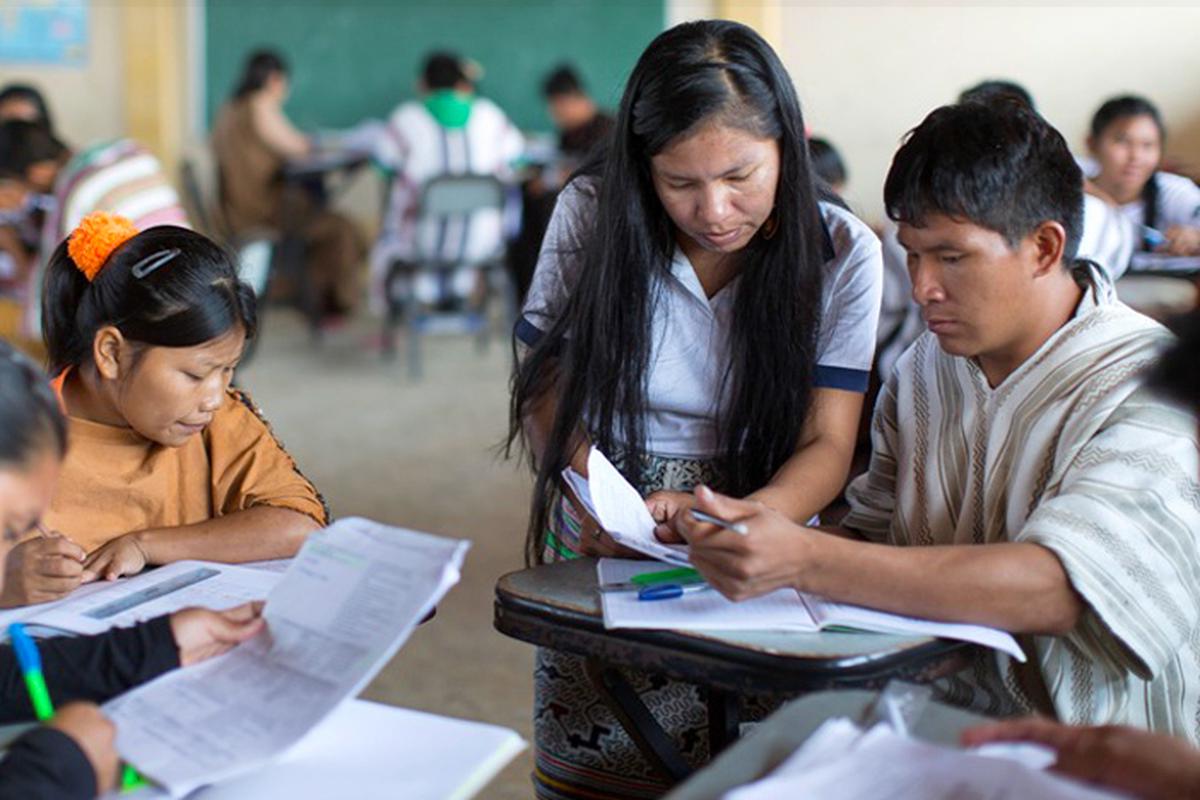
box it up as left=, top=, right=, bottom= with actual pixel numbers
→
left=0, top=1, right=126, bottom=145
left=775, top=4, right=1200, bottom=221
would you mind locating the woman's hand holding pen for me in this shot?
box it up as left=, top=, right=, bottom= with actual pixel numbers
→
left=50, top=702, right=120, bottom=795
left=170, top=601, right=266, bottom=667
left=0, top=527, right=85, bottom=607
left=672, top=485, right=814, bottom=601
left=1157, top=225, right=1200, bottom=256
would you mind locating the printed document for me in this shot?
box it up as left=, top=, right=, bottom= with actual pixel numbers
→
left=104, top=518, right=470, bottom=797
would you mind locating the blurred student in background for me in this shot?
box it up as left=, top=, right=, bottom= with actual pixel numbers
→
left=212, top=49, right=365, bottom=318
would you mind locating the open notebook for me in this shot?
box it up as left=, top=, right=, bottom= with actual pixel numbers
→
left=598, top=559, right=1025, bottom=661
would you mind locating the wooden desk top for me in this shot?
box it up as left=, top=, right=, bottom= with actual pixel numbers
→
left=495, top=559, right=970, bottom=694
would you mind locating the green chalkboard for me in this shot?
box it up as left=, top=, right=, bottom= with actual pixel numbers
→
left=204, top=0, right=664, bottom=133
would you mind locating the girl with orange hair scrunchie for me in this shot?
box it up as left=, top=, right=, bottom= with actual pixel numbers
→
left=0, top=213, right=328, bottom=608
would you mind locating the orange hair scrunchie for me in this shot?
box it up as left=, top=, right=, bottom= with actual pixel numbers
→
left=67, top=211, right=140, bottom=282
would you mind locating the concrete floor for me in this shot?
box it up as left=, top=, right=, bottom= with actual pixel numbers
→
left=239, top=310, right=535, bottom=799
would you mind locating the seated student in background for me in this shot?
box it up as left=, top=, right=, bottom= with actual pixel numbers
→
left=1, top=212, right=328, bottom=608
left=1085, top=95, right=1200, bottom=257
left=0, top=120, right=188, bottom=345
left=511, top=19, right=881, bottom=797
left=669, top=102, right=1200, bottom=744
left=0, top=121, right=65, bottom=295
left=0, top=339, right=265, bottom=798
left=211, top=49, right=364, bottom=318
left=964, top=311, right=1200, bottom=800
left=370, top=51, right=523, bottom=314
left=807, top=136, right=847, bottom=195
left=0, top=83, right=56, bottom=134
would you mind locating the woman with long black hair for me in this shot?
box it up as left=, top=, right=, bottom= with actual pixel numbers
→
left=509, top=20, right=882, bottom=799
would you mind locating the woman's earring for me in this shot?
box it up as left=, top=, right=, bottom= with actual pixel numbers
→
left=761, top=210, right=779, bottom=240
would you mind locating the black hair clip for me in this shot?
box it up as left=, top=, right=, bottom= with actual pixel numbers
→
left=130, top=248, right=181, bottom=279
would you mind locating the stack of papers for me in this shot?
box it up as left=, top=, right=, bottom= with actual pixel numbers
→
left=104, top=518, right=471, bottom=797
left=0, top=560, right=282, bottom=637
left=723, top=717, right=1122, bottom=799
left=561, top=447, right=690, bottom=565
left=598, top=560, right=1025, bottom=661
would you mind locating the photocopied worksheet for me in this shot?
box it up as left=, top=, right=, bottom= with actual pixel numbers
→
left=562, top=447, right=691, bottom=565
left=0, top=561, right=282, bottom=637
left=104, top=517, right=471, bottom=797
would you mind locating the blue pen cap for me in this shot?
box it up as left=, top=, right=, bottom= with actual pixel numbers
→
left=8, top=623, right=42, bottom=672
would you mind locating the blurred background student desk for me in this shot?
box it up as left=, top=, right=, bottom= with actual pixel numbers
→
left=494, top=558, right=972, bottom=783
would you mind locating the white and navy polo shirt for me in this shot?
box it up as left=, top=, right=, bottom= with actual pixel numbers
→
left=519, top=179, right=883, bottom=459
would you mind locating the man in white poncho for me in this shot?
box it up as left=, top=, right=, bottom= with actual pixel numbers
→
left=666, top=102, right=1200, bottom=744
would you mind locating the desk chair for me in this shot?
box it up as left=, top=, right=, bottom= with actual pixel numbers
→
left=181, top=155, right=276, bottom=362
left=382, top=174, right=516, bottom=378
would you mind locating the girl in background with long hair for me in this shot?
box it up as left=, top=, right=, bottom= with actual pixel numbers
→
left=510, top=20, right=882, bottom=799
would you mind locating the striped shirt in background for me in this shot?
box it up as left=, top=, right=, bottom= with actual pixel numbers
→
left=845, top=263, right=1200, bottom=744
left=19, top=139, right=189, bottom=338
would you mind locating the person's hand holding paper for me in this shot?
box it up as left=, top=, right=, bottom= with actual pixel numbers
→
left=563, top=449, right=690, bottom=565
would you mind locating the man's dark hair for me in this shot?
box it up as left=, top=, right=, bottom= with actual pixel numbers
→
left=958, top=79, right=1036, bottom=112
left=423, top=51, right=467, bottom=91
left=233, top=49, right=289, bottom=99
left=543, top=65, right=584, bottom=98
left=1149, top=309, right=1200, bottom=412
left=884, top=102, right=1083, bottom=261
left=808, top=137, right=846, bottom=188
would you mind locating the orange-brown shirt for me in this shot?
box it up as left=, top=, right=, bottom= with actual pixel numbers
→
left=43, top=386, right=328, bottom=553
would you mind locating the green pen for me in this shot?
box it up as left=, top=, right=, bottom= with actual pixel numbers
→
left=10, top=623, right=149, bottom=793
left=630, top=566, right=703, bottom=586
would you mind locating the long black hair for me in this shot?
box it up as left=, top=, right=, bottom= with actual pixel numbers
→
left=0, top=341, right=67, bottom=468
left=1090, top=95, right=1165, bottom=242
left=233, top=50, right=288, bottom=100
left=509, top=19, right=826, bottom=564
left=42, top=225, right=257, bottom=376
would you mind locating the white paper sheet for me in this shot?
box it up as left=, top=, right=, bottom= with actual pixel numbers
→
left=0, top=561, right=281, bottom=637
left=104, top=518, right=470, bottom=797
left=107, top=699, right=524, bottom=800
left=562, top=447, right=690, bottom=565
left=724, top=720, right=1123, bottom=800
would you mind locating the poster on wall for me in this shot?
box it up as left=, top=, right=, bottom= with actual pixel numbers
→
left=0, top=0, right=88, bottom=65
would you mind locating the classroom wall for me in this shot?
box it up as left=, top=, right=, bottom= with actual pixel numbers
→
left=776, top=4, right=1200, bottom=222
left=0, top=2, right=125, bottom=146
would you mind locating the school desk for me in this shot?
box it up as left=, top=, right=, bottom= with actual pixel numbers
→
left=663, top=687, right=990, bottom=800
left=493, top=558, right=971, bottom=784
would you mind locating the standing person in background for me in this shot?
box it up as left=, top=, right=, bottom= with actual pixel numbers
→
left=370, top=51, right=523, bottom=315
left=1085, top=95, right=1200, bottom=257
left=212, top=49, right=364, bottom=319
left=542, top=65, right=613, bottom=164
left=508, top=65, right=614, bottom=303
